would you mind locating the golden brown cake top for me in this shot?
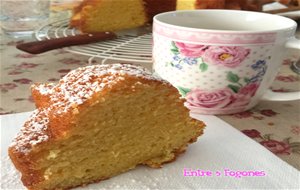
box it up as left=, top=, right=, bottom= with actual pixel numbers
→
left=10, top=109, right=50, bottom=154
left=10, top=64, right=167, bottom=154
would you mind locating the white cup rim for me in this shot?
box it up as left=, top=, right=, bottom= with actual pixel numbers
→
left=153, top=9, right=297, bottom=34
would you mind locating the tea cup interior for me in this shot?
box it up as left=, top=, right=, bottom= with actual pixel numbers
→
left=154, top=10, right=296, bottom=32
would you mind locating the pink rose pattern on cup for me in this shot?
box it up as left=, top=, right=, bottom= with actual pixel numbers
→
left=184, top=88, right=235, bottom=109
left=170, top=41, right=268, bottom=112
left=174, top=42, right=209, bottom=58
left=184, top=83, right=259, bottom=111
left=203, top=46, right=250, bottom=68
left=169, top=41, right=250, bottom=70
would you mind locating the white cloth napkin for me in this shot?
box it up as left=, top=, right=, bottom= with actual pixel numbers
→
left=1, top=112, right=299, bottom=189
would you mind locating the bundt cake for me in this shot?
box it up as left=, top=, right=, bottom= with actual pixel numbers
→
left=8, top=63, right=205, bottom=190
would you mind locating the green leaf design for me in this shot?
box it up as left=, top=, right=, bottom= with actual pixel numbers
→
left=227, top=84, right=240, bottom=93
left=199, top=63, right=208, bottom=72
left=171, top=41, right=179, bottom=54
left=289, top=142, right=300, bottom=147
left=283, top=137, right=291, bottom=144
left=244, top=77, right=250, bottom=84
left=227, top=71, right=240, bottom=83
left=177, top=86, right=191, bottom=97
left=171, top=41, right=177, bottom=48
left=171, top=48, right=179, bottom=54
left=262, top=134, right=272, bottom=140
left=291, top=149, right=300, bottom=154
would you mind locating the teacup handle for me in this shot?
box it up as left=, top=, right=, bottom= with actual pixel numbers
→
left=262, top=90, right=300, bottom=101
left=262, top=37, right=300, bottom=101
left=285, top=37, right=300, bottom=49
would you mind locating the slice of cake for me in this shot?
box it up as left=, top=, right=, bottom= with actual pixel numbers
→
left=70, top=0, right=147, bottom=33
left=70, top=0, right=176, bottom=32
left=9, top=63, right=205, bottom=190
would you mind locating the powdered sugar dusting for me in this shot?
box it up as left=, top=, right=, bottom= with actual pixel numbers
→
left=32, top=83, right=55, bottom=95
left=10, top=109, right=49, bottom=154
left=48, top=63, right=166, bottom=112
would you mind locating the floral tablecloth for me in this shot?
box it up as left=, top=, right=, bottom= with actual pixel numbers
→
left=1, top=11, right=300, bottom=171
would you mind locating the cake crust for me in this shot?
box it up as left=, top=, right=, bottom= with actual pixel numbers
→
left=70, top=0, right=177, bottom=33
left=70, top=0, right=148, bottom=32
left=9, top=63, right=205, bottom=190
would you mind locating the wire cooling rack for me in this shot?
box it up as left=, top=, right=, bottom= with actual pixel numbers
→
left=34, top=19, right=153, bottom=64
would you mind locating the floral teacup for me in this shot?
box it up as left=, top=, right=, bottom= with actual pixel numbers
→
left=153, top=10, right=300, bottom=115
